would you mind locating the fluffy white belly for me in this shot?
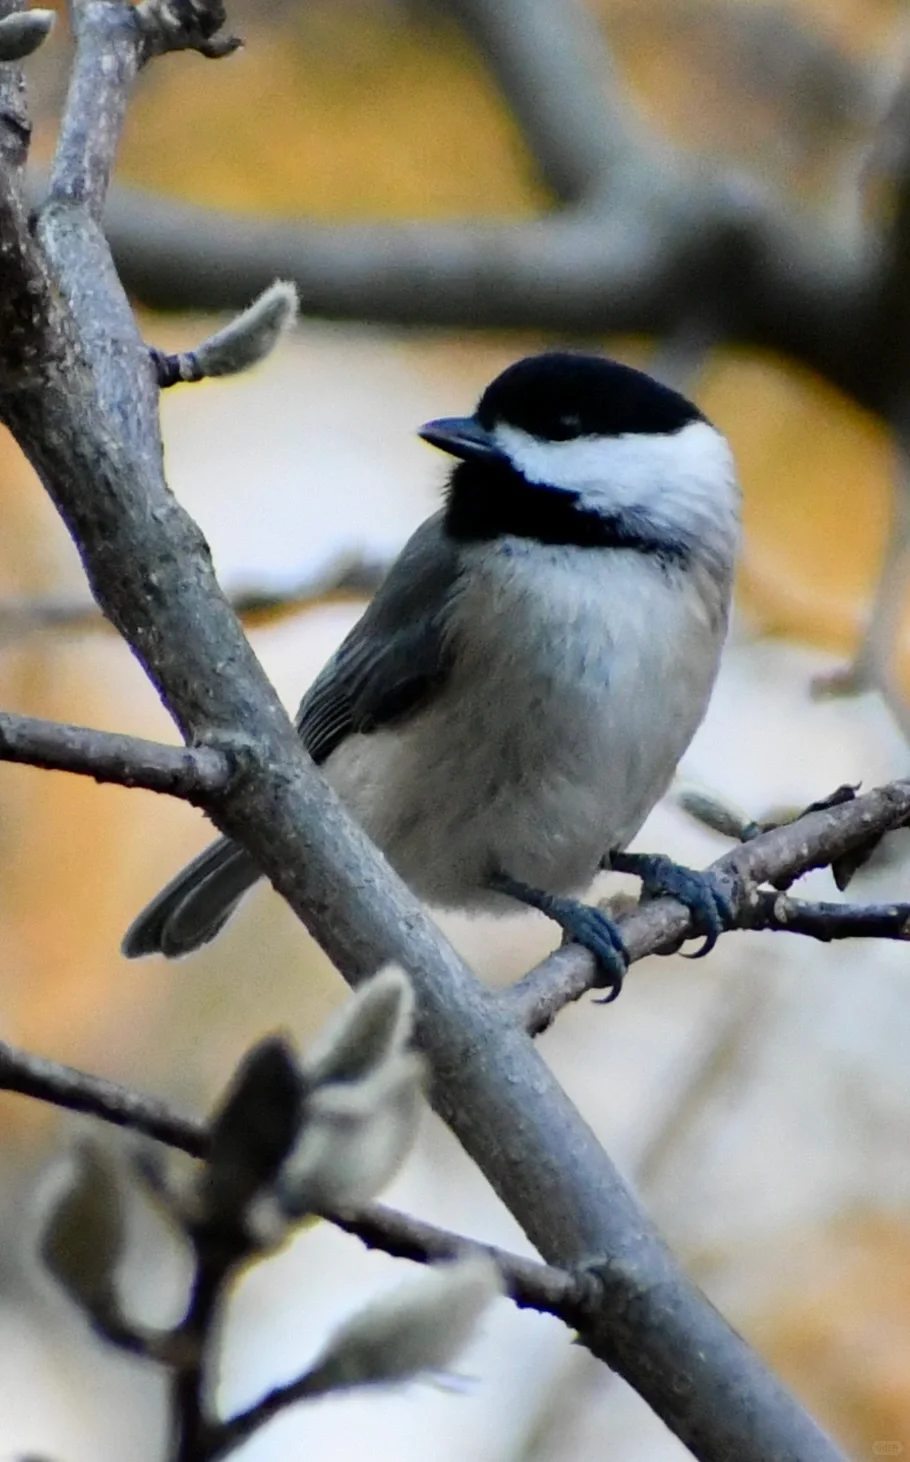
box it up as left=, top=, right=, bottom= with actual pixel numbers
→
left=324, top=540, right=728, bottom=911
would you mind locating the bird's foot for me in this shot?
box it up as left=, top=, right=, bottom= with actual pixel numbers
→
left=607, top=851, right=735, bottom=958
left=488, top=870, right=628, bottom=1002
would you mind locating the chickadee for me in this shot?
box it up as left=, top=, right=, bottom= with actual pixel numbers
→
left=123, top=352, right=740, bottom=997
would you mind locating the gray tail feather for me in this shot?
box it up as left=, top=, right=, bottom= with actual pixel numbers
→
left=121, top=837, right=261, bottom=959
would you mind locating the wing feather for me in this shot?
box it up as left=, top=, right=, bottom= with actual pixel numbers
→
left=296, top=512, right=460, bottom=765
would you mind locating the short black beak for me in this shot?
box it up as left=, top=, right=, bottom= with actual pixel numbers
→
left=417, top=415, right=505, bottom=463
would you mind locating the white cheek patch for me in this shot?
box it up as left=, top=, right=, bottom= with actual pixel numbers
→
left=493, top=419, right=738, bottom=517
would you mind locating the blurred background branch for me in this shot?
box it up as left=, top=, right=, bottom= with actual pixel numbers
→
left=0, top=552, right=387, bottom=640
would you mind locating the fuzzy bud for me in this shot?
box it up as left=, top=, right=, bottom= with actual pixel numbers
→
left=304, top=966, right=415, bottom=1089
left=0, top=10, right=55, bottom=62
left=304, top=1258, right=503, bottom=1395
left=40, top=1142, right=125, bottom=1319
left=280, top=1051, right=426, bottom=1215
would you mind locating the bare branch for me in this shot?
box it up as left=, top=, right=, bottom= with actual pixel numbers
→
left=0, top=553, right=387, bottom=640
left=94, top=179, right=883, bottom=415
left=445, top=0, right=643, bottom=205
left=0, top=1037, right=205, bottom=1155
left=2, top=706, right=905, bottom=962
left=509, top=778, right=910, bottom=1035
left=48, top=0, right=144, bottom=219
left=328, top=1201, right=599, bottom=1326
left=0, top=710, right=231, bottom=796
left=37, top=0, right=901, bottom=429
left=741, top=890, right=910, bottom=941
left=812, top=452, right=910, bottom=745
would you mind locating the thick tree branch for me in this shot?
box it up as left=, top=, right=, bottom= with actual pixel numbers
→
left=51, top=0, right=909, bottom=431
left=0, top=5, right=847, bottom=1459
left=509, top=779, right=910, bottom=1035
left=0, top=710, right=231, bottom=795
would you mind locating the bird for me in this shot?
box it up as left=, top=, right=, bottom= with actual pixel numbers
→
left=122, top=351, right=741, bottom=998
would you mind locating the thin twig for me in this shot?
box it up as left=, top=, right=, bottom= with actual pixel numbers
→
left=0, top=1037, right=206, bottom=1155
left=740, top=889, right=910, bottom=941
left=170, top=1235, right=242, bottom=1462
left=508, top=778, right=910, bottom=1035
left=327, top=1201, right=598, bottom=1324
left=812, top=453, right=910, bottom=710
left=0, top=711, right=231, bottom=797
left=205, top=1209, right=599, bottom=1461
left=0, top=1036, right=596, bottom=1329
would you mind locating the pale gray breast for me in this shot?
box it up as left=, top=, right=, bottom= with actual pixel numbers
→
left=442, top=538, right=729, bottom=846
left=318, top=531, right=733, bottom=907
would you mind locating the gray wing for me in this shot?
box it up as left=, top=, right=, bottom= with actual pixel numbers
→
left=297, top=511, right=461, bottom=765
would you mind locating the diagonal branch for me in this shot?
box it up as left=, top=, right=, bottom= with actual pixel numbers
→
left=509, top=778, right=910, bottom=1035
left=1, top=708, right=907, bottom=965
left=326, top=1201, right=599, bottom=1325
left=48, top=0, right=143, bottom=219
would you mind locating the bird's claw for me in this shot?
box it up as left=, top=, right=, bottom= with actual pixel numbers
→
left=609, top=852, right=736, bottom=957
left=488, top=871, right=629, bottom=1001
left=560, top=903, right=629, bottom=1002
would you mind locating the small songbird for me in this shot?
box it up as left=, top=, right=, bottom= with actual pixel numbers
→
left=123, top=352, right=741, bottom=997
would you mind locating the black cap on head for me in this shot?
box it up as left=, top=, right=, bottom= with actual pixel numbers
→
left=475, top=352, right=706, bottom=441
